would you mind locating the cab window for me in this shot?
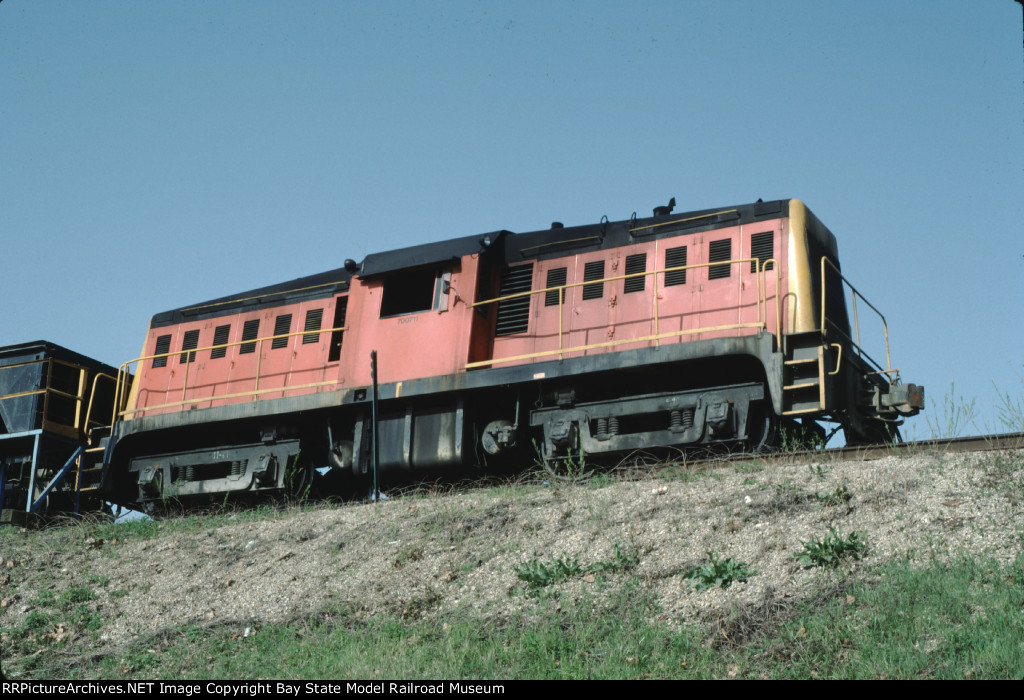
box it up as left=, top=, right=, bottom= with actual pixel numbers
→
left=380, top=268, right=441, bottom=317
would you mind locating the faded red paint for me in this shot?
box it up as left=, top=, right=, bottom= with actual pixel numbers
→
left=129, top=220, right=788, bottom=418
left=134, top=296, right=349, bottom=416
left=487, top=220, right=787, bottom=368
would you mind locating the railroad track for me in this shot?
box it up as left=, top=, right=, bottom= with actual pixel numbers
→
left=14, top=433, right=1024, bottom=523
left=720, top=431, right=1024, bottom=467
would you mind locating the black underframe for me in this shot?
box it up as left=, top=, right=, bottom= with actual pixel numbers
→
left=102, top=333, right=782, bottom=502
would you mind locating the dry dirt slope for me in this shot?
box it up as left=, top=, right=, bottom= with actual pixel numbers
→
left=1, top=447, right=1022, bottom=672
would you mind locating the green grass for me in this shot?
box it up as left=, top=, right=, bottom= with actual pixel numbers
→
left=763, top=555, right=1024, bottom=679
left=61, top=583, right=721, bottom=680
left=4, top=440, right=1023, bottom=680
left=9, top=555, right=1024, bottom=680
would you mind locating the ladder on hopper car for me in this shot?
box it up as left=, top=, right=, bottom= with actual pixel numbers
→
left=0, top=350, right=116, bottom=523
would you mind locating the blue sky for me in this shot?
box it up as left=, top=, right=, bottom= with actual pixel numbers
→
left=2, top=1, right=1022, bottom=438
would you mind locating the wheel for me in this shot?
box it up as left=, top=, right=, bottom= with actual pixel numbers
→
left=744, top=404, right=777, bottom=452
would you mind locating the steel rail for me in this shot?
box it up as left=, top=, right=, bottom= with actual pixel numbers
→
left=712, top=431, right=1024, bottom=468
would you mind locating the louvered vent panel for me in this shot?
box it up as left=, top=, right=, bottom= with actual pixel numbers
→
left=239, top=319, right=260, bottom=355
left=664, top=246, right=687, bottom=287
left=495, top=264, right=533, bottom=336
left=750, top=232, right=774, bottom=273
left=153, top=335, right=172, bottom=368
left=545, top=267, right=567, bottom=307
left=709, top=239, right=732, bottom=280
left=581, top=260, right=605, bottom=300
left=624, top=253, right=646, bottom=293
left=179, top=329, right=199, bottom=364
left=211, top=325, right=231, bottom=359
left=303, top=309, right=324, bottom=344
left=271, top=314, right=292, bottom=350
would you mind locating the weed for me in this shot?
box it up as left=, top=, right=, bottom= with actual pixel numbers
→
left=393, top=543, right=425, bottom=569
left=515, top=542, right=640, bottom=595
left=925, top=381, right=978, bottom=438
left=588, top=541, right=640, bottom=574
left=120, top=648, right=161, bottom=674
left=515, top=555, right=583, bottom=591
left=286, top=452, right=314, bottom=502
left=735, top=459, right=765, bottom=474
left=681, top=552, right=757, bottom=592
left=33, top=590, right=57, bottom=607
left=796, top=526, right=868, bottom=568
left=533, top=438, right=590, bottom=483
left=774, top=480, right=800, bottom=497
left=86, top=573, right=111, bottom=587
left=778, top=424, right=825, bottom=452
left=658, top=462, right=711, bottom=484
left=69, top=604, right=103, bottom=633
left=992, top=380, right=1024, bottom=433
left=485, top=480, right=530, bottom=501
left=814, top=484, right=851, bottom=506
left=22, top=610, right=53, bottom=633
left=60, top=586, right=97, bottom=608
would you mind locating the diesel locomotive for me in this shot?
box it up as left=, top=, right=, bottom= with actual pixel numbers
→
left=89, top=197, right=923, bottom=508
left=0, top=197, right=926, bottom=512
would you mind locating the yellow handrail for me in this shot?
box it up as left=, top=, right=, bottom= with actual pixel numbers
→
left=468, top=257, right=781, bottom=369
left=113, top=325, right=348, bottom=421
left=109, top=256, right=786, bottom=418
left=119, top=379, right=344, bottom=418
left=628, top=209, right=740, bottom=235
left=83, top=372, right=118, bottom=434
left=819, top=257, right=893, bottom=379
left=0, top=357, right=89, bottom=432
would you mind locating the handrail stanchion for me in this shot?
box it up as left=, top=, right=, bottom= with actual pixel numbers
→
left=819, top=256, right=894, bottom=381
left=370, top=350, right=380, bottom=503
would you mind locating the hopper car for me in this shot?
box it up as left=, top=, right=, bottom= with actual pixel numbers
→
left=0, top=341, right=122, bottom=516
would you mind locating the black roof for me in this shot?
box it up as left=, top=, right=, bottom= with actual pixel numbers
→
left=151, top=266, right=353, bottom=328
left=149, top=199, right=791, bottom=328
left=359, top=231, right=510, bottom=277
left=0, top=340, right=120, bottom=374
left=503, top=198, right=788, bottom=262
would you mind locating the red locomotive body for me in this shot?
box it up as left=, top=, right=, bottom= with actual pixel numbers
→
left=101, top=199, right=923, bottom=507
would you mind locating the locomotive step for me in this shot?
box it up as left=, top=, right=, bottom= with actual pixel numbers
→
left=783, top=380, right=821, bottom=391
left=781, top=407, right=821, bottom=417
